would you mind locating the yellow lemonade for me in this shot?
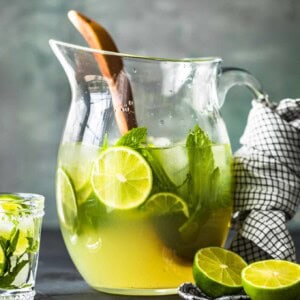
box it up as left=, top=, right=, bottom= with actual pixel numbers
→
left=56, top=126, right=233, bottom=294
left=61, top=206, right=231, bottom=293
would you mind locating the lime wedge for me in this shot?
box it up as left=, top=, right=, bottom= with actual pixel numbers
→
left=56, top=168, right=78, bottom=231
left=91, top=146, right=152, bottom=209
left=0, top=244, right=5, bottom=276
left=143, top=192, right=189, bottom=217
left=242, top=260, right=300, bottom=300
left=193, top=247, right=247, bottom=297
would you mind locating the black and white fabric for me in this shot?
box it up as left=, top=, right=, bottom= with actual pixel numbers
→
left=178, top=98, right=300, bottom=300
left=230, top=98, right=300, bottom=263
left=178, top=283, right=250, bottom=300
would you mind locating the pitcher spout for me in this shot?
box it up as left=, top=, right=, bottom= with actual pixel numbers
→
left=50, top=40, right=138, bottom=140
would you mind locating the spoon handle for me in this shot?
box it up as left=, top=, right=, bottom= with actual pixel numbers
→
left=68, top=10, right=137, bottom=134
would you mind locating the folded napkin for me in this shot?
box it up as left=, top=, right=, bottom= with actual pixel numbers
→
left=178, top=98, right=300, bottom=299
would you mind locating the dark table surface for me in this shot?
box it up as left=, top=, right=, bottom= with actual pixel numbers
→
left=35, top=229, right=300, bottom=299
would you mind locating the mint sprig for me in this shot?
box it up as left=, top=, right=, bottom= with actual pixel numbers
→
left=178, top=125, right=221, bottom=253
left=0, top=229, right=33, bottom=289
left=115, top=127, right=147, bottom=148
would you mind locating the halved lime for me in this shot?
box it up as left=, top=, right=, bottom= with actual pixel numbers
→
left=91, top=146, right=152, bottom=209
left=193, top=247, right=247, bottom=297
left=242, top=260, right=300, bottom=300
left=56, top=168, right=78, bottom=231
left=143, top=192, right=189, bottom=217
left=0, top=244, right=6, bottom=276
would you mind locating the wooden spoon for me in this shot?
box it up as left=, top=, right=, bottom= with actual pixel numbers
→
left=68, top=10, right=137, bottom=134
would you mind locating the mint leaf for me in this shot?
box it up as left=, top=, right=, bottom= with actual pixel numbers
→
left=186, top=125, right=212, bottom=149
left=140, top=149, right=177, bottom=193
left=178, top=125, right=221, bottom=257
left=185, top=125, right=214, bottom=208
left=0, top=228, right=34, bottom=289
left=26, top=237, right=39, bottom=253
left=115, top=127, right=147, bottom=149
left=0, top=259, right=29, bottom=288
left=8, top=229, right=20, bottom=256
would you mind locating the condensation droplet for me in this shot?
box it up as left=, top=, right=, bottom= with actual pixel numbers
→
left=133, top=68, right=137, bottom=74
left=159, top=120, right=165, bottom=125
left=128, top=100, right=134, bottom=105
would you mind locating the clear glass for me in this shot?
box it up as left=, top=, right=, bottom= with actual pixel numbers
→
left=0, top=193, right=44, bottom=300
left=50, top=40, right=264, bottom=295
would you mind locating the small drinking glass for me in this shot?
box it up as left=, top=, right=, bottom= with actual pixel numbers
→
left=0, top=193, right=44, bottom=300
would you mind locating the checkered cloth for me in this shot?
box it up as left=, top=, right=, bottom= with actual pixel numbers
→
left=178, top=98, right=300, bottom=300
left=230, top=98, right=300, bottom=263
left=178, top=283, right=250, bottom=300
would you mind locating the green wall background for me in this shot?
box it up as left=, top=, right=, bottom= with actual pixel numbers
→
left=0, top=0, right=299, bottom=227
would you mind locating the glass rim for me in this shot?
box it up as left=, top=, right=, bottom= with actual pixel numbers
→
left=49, top=39, right=222, bottom=64
left=0, top=193, right=45, bottom=215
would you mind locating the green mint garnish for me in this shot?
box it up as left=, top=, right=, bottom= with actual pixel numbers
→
left=179, top=125, right=220, bottom=246
left=115, top=127, right=147, bottom=149
left=0, top=227, right=36, bottom=289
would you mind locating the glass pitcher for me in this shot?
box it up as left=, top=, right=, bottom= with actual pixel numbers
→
left=50, top=40, right=264, bottom=295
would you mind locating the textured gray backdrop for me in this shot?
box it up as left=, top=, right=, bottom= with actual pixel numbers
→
left=0, top=0, right=299, bottom=227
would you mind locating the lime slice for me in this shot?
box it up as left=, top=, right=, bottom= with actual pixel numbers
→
left=11, top=229, right=30, bottom=256
left=193, top=247, right=247, bottom=297
left=242, top=260, right=300, bottom=300
left=91, top=146, right=152, bottom=209
left=77, top=182, right=93, bottom=206
left=0, top=194, right=23, bottom=213
left=58, top=143, right=99, bottom=191
left=56, top=168, right=78, bottom=231
left=143, top=192, right=189, bottom=217
left=0, top=244, right=6, bottom=276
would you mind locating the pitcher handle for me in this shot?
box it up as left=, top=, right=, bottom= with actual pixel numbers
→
left=217, top=67, right=269, bottom=108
